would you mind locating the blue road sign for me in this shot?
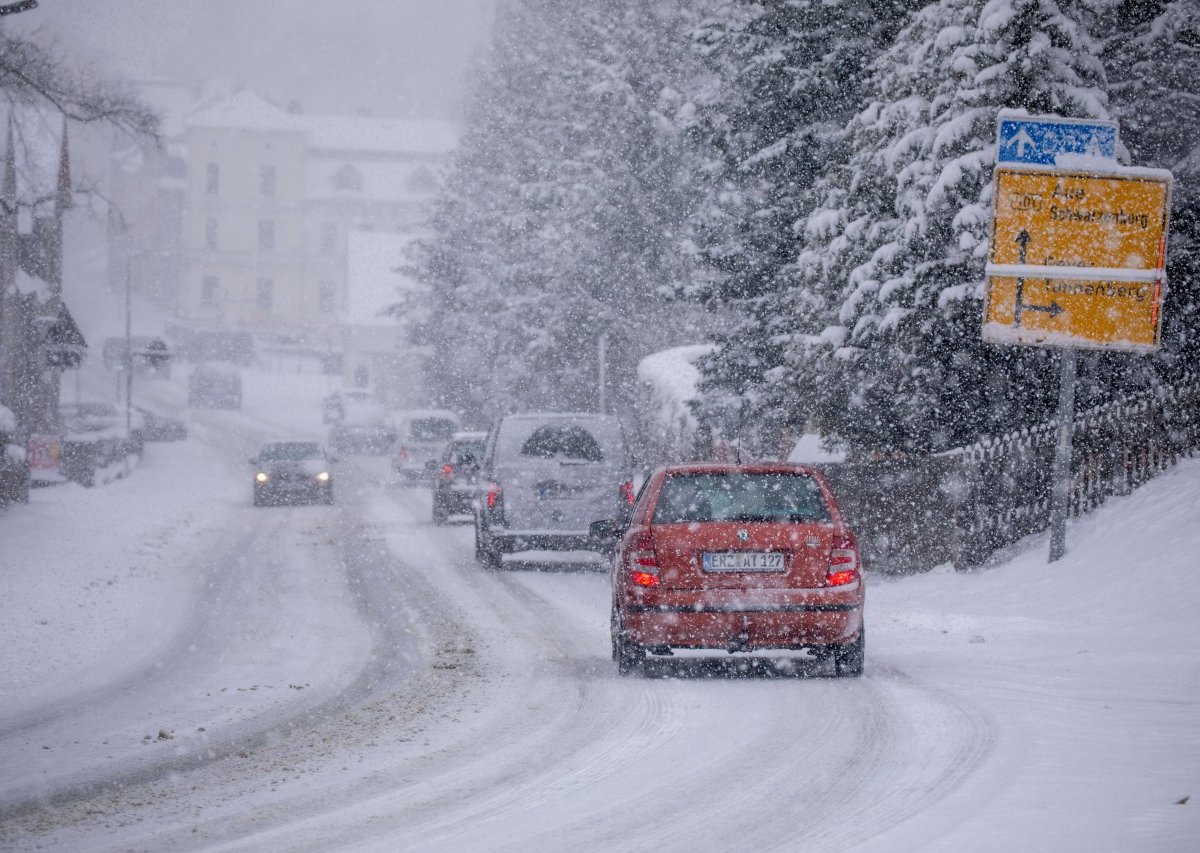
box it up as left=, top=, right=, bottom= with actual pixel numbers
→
left=996, top=114, right=1118, bottom=166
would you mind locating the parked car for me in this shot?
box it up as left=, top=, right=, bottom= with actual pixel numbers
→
left=134, top=407, right=188, bottom=442
left=390, top=409, right=461, bottom=483
left=327, top=392, right=392, bottom=454
left=58, top=402, right=145, bottom=487
left=0, top=403, right=29, bottom=507
left=474, top=412, right=634, bottom=569
left=431, top=430, right=488, bottom=525
left=188, top=363, right=242, bottom=409
left=600, top=462, right=865, bottom=677
left=250, top=441, right=335, bottom=506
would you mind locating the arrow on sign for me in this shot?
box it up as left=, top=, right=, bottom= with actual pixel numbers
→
left=1012, top=230, right=1066, bottom=326
left=1010, top=128, right=1035, bottom=159
left=1024, top=299, right=1064, bottom=318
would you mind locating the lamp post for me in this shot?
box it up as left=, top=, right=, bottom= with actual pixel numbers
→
left=124, top=251, right=142, bottom=439
left=597, top=332, right=608, bottom=415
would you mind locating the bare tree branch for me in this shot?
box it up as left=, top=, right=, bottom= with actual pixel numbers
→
left=0, top=2, right=38, bottom=17
left=0, top=27, right=159, bottom=144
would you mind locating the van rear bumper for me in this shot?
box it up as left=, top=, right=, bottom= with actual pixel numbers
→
left=491, top=530, right=594, bottom=552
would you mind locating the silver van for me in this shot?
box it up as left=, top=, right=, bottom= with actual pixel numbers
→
left=390, top=409, right=461, bottom=482
left=474, top=413, right=633, bottom=569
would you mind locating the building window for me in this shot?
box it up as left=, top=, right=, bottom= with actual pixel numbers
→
left=257, top=278, right=273, bottom=312
left=258, top=219, right=275, bottom=251
left=320, top=221, right=336, bottom=254
left=205, top=217, right=218, bottom=250
left=260, top=165, right=276, bottom=197
left=407, top=165, right=437, bottom=193
left=201, top=275, right=220, bottom=307
left=318, top=280, right=336, bottom=313
left=332, top=163, right=363, bottom=192
left=205, top=162, right=219, bottom=195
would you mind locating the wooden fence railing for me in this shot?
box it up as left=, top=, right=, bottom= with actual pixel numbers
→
left=817, top=374, right=1200, bottom=573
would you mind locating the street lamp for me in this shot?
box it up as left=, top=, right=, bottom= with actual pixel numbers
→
left=124, top=251, right=142, bottom=439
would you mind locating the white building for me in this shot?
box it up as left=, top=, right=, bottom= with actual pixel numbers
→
left=343, top=231, right=429, bottom=406
left=172, top=91, right=454, bottom=349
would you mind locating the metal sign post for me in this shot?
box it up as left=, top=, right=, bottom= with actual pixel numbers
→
left=1048, top=348, right=1076, bottom=562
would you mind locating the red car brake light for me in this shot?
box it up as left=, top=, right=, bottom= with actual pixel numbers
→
left=626, top=529, right=659, bottom=586
left=619, top=480, right=635, bottom=505
left=827, top=532, right=860, bottom=587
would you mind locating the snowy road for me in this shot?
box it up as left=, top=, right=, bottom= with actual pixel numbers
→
left=2, top=368, right=1197, bottom=851
left=0, top=404, right=989, bottom=852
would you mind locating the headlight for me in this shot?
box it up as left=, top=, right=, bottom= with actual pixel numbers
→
left=255, top=472, right=269, bottom=483
left=315, top=471, right=331, bottom=482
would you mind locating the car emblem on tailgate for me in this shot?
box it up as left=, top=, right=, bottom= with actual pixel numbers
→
left=737, top=529, right=748, bottom=541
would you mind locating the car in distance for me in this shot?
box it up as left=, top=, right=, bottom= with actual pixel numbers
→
left=431, top=430, right=487, bottom=525
left=251, top=441, right=335, bottom=506
left=188, top=363, right=242, bottom=409
left=391, top=409, right=461, bottom=483
left=322, top=388, right=373, bottom=425
left=327, top=392, right=393, bottom=455
left=134, top=407, right=188, bottom=442
left=474, top=412, right=634, bottom=570
left=601, top=463, right=865, bottom=677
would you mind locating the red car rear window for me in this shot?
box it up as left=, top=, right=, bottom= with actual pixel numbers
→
left=652, top=472, right=831, bottom=524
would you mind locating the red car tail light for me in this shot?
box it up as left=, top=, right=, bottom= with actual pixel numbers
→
left=827, top=532, right=860, bottom=587
left=626, top=529, right=660, bottom=586
left=486, top=482, right=502, bottom=510
left=619, top=480, right=635, bottom=505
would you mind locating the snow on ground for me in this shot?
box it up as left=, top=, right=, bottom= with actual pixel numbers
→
left=1, top=360, right=1198, bottom=850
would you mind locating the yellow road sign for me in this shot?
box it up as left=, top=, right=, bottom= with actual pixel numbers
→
left=983, top=167, right=1171, bottom=352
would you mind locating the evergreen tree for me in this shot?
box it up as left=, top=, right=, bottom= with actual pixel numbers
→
left=1103, top=1, right=1200, bottom=382
left=687, top=0, right=919, bottom=454
left=410, top=0, right=716, bottom=424
left=790, top=0, right=1112, bottom=454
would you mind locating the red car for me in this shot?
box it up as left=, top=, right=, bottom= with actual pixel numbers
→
left=605, top=463, right=864, bottom=676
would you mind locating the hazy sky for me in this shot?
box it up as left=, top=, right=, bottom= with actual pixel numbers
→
left=11, top=0, right=495, bottom=119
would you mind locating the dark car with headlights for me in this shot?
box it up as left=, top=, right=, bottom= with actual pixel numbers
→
left=431, top=430, right=487, bottom=525
left=251, top=441, right=335, bottom=506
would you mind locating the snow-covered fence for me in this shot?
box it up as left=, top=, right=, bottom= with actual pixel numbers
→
left=817, top=374, right=1200, bottom=573
left=949, top=374, right=1200, bottom=568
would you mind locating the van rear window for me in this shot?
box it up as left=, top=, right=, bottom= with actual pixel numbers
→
left=653, top=473, right=831, bottom=524
left=520, top=425, right=604, bottom=462
left=409, top=418, right=456, bottom=441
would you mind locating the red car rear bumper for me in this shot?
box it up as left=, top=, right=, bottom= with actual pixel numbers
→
left=621, top=587, right=863, bottom=650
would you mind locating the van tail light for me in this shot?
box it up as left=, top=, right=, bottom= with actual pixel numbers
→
left=827, top=532, right=860, bottom=587
left=486, top=482, right=502, bottom=510
left=626, top=529, right=660, bottom=587
left=440, top=464, right=454, bottom=483
left=619, top=480, right=635, bottom=505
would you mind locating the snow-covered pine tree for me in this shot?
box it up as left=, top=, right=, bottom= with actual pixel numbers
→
left=407, top=0, right=598, bottom=421
left=687, top=0, right=919, bottom=454
left=790, top=0, right=1112, bottom=455
left=411, top=0, right=717, bottom=423
left=1103, top=0, right=1200, bottom=382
